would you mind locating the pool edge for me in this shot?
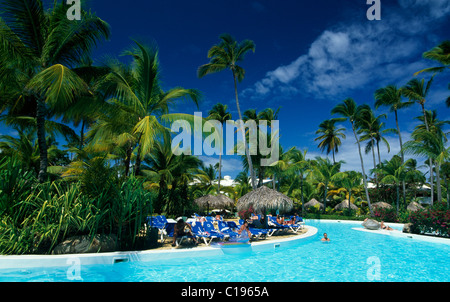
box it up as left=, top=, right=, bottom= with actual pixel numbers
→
left=0, top=226, right=318, bottom=270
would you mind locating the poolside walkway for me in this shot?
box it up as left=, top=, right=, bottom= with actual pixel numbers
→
left=155, top=227, right=309, bottom=250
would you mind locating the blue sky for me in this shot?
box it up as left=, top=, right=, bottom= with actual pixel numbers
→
left=2, top=0, right=450, bottom=178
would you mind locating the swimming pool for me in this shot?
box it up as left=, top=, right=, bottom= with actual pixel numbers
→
left=0, top=220, right=448, bottom=282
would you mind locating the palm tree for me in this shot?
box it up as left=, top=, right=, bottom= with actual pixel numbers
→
left=404, top=112, right=450, bottom=204
left=141, top=133, right=203, bottom=215
left=402, top=76, right=435, bottom=203
left=315, top=118, right=346, bottom=164
left=376, top=155, right=409, bottom=214
left=198, top=33, right=257, bottom=189
left=358, top=106, right=396, bottom=187
left=414, top=40, right=450, bottom=76
left=288, top=148, right=310, bottom=215
left=310, top=157, right=342, bottom=211
left=332, top=170, right=362, bottom=211
left=207, top=103, right=232, bottom=193
left=374, top=85, right=414, bottom=163
left=0, top=0, right=110, bottom=183
left=96, top=41, right=201, bottom=176
left=331, top=98, right=373, bottom=214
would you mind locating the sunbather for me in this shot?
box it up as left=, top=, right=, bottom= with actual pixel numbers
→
left=237, top=220, right=252, bottom=238
left=172, top=218, right=198, bottom=246
left=380, top=221, right=393, bottom=231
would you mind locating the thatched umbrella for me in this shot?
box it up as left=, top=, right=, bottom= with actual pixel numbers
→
left=304, top=198, right=324, bottom=212
left=215, top=194, right=234, bottom=209
left=372, top=202, right=393, bottom=210
left=237, top=186, right=293, bottom=215
left=334, top=199, right=358, bottom=211
left=194, top=194, right=234, bottom=212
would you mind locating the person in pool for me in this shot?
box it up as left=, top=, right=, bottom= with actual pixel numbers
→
left=321, top=233, right=330, bottom=242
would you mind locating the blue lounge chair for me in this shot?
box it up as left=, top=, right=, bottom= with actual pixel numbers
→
left=202, top=221, right=226, bottom=240
left=236, top=220, right=269, bottom=239
left=288, top=216, right=305, bottom=233
left=268, top=216, right=290, bottom=234
left=147, top=216, right=167, bottom=242
left=217, top=220, right=239, bottom=239
left=191, top=222, right=221, bottom=246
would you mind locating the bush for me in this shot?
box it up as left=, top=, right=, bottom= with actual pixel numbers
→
left=408, top=202, right=450, bottom=237
left=373, top=207, right=398, bottom=223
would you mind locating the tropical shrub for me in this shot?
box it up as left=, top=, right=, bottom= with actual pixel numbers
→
left=408, top=202, right=450, bottom=237
left=373, top=207, right=399, bottom=222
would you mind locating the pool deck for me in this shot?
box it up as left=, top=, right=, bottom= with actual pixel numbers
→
left=0, top=226, right=318, bottom=270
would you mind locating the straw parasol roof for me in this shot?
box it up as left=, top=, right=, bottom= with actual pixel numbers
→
left=237, top=186, right=293, bottom=214
left=372, top=202, right=393, bottom=210
left=334, top=199, right=358, bottom=211
left=194, top=194, right=234, bottom=210
left=304, top=198, right=324, bottom=211
left=215, top=194, right=234, bottom=209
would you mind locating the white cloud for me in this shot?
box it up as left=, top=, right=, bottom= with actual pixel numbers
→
left=243, top=0, right=449, bottom=101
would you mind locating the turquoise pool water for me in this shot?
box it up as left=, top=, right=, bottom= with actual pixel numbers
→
left=1, top=220, right=449, bottom=282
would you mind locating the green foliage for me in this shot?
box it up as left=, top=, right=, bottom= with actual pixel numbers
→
left=373, top=207, right=399, bottom=223
left=0, top=156, right=154, bottom=255
left=408, top=202, right=450, bottom=237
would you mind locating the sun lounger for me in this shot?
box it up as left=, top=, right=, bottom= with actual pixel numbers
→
left=217, top=220, right=239, bottom=238
left=268, top=216, right=290, bottom=234
left=202, top=221, right=227, bottom=239
left=191, top=222, right=222, bottom=246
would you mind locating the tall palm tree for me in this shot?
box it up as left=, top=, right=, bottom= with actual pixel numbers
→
left=358, top=106, right=396, bottom=187
left=207, top=103, right=232, bottom=193
left=198, top=33, right=257, bottom=189
left=331, top=98, right=373, bottom=214
left=374, top=85, right=414, bottom=163
left=95, top=41, right=201, bottom=176
left=402, top=76, right=435, bottom=203
left=0, top=0, right=110, bottom=182
left=315, top=118, right=346, bottom=164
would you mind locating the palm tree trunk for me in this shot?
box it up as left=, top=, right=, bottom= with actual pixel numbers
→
left=233, top=71, right=257, bottom=190
left=300, top=174, right=305, bottom=216
left=80, top=119, right=85, bottom=149
left=421, top=102, right=434, bottom=206
left=445, top=176, right=449, bottom=209
left=435, top=162, right=442, bottom=203
left=396, top=183, right=400, bottom=215
left=218, top=153, right=222, bottom=193
left=371, top=137, right=378, bottom=187
left=36, top=98, right=48, bottom=183
left=352, top=123, right=373, bottom=215
left=394, top=110, right=408, bottom=210
left=124, top=145, right=133, bottom=177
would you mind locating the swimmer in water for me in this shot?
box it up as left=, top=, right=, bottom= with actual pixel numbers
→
left=321, top=233, right=330, bottom=242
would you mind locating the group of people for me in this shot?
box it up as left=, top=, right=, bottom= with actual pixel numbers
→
left=171, top=215, right=253, bottom=247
